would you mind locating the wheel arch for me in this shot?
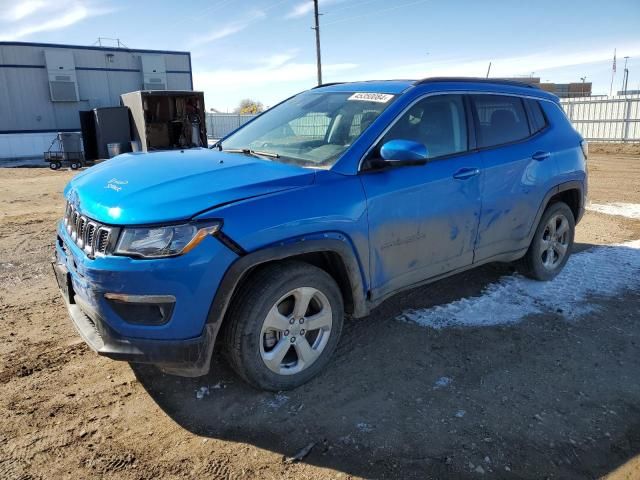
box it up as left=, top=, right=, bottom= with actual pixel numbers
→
left=528, top=180, right=584, bottom=243
left=206, top=237, right=369, bottom=338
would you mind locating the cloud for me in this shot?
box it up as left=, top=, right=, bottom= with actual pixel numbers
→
left=194, top=54, right=358, bottom=91
left=189, top=10, right=266, bottom=47
left=1, top=0, right=48, bottom=21
left=0, top=0, right=114, bottom=40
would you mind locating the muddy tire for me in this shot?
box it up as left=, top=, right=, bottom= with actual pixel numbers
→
left=223, top=261, right=344, bottom=391
left=519, top=201, right=575, bottom=281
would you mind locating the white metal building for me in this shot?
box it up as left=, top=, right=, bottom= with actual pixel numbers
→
left=0, top=41, right=193, bottom=162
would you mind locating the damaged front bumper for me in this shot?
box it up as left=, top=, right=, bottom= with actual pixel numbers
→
left=53, top=220, right=238, bottom=377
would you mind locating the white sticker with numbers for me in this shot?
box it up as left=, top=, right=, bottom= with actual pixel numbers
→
left=348, top=92, right=395, bottom=103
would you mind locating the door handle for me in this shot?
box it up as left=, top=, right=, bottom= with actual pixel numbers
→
left=453, top=167, right=480, bottom=180
left=532, top=151, right=551, bottom=161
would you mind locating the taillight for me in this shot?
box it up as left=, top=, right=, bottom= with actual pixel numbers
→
left=580, top=140, right=588, bottom=160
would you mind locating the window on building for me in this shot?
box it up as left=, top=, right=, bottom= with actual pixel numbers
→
left=471, top=95, right=530, bottom=148
left=381, top=94, right=468, bottom=158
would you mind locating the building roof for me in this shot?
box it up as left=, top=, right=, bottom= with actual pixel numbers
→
left=0, top=41, right=190, bottom=57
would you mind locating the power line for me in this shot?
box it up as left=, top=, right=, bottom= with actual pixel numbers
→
left=321, top=0, right=430, bottom=27
left=323, top=0, right=381, bottom=15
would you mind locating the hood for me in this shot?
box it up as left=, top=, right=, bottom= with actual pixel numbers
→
left=65, top=149, right=315, bottom=225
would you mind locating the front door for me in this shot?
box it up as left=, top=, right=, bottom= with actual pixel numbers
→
left=360, top=94, right=482, bottom=300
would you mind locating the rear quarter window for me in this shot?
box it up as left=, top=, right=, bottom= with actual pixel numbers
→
left=471, top=94, right=530, bottom=148
left=526, top=99, right=548, bottom=134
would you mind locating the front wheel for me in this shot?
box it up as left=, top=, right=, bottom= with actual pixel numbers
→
left=223, top=261, right=344, bottom=391
left=519, top=201, right=575, bottom=281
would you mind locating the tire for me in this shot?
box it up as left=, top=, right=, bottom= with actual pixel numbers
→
left=70, top=162, right=80, bottom=170
left=49, top=162, right=61, bottom=170
left=223, top=261, right=344, bottom=391
left=519, top=201, right=575, bottom=281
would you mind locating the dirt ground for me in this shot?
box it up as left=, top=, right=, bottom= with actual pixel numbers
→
left=1, top=152, right=639, bottom=480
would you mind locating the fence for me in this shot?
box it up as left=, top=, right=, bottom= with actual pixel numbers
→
left=206, top=113, right=256, bottom=139
left=206, top=96, right=640, bottom=144
left=560, top=95, right=640, bottom=143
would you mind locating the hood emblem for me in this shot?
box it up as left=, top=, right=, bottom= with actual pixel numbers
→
left=105, top=178, right=128, bottom=192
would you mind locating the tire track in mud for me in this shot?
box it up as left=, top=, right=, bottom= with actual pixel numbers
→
left=0, top=342, right=87, bottom=385
left=0, top=457, right=42, bottom=480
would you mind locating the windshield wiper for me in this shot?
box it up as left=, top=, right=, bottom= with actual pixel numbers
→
left=222, top=148, right=280, bottom=159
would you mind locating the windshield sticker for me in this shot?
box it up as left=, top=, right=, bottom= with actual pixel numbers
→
left=348, top=92, right=394, bottom=103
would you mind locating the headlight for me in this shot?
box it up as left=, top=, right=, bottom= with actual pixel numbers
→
left=115, top=222, right=220, bottom=258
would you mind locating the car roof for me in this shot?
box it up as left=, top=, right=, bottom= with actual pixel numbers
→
left=313, top=77, right=559, bottom=102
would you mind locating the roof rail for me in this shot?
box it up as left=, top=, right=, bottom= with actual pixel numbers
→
left=415, top=77, right=541, bottom=89
left=311, top=82, right=345, bottom=89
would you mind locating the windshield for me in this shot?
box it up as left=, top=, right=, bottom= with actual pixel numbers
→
left=220, top=91, right=396, bottom=168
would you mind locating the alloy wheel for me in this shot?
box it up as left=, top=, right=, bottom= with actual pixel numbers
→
left=540, top=213, right=570, bottom=270
left=259, top=287, right=333, bottom=375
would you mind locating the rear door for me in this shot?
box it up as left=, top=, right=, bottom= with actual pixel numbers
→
left=360, top=94, right=482, bottom=300
left=471, top=94, right=558, bottom=261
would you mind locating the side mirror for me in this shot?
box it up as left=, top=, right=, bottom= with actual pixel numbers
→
left=379, top=139, right=428, bottom=166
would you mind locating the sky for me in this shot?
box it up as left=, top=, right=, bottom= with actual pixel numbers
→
left=1, top=0, right=639, bottom=111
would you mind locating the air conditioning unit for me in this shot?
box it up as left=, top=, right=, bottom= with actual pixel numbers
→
left=141, top=55, right=167, bottom=90
left=44, top=50, right=79, bottom=102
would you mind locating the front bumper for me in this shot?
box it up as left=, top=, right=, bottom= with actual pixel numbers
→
left=60, top=281, right=215, bottom=375
left=54, top=220, right=239, bottom=376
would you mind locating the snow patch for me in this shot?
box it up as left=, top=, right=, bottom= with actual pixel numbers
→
left=587, top=202, right=640, bottom=219
left=433, top=376, right=452, bottom=389
left=399, top=240, right=640, bottom=329
left=195, top=386, right=209, bottom=400
left=266, top=394, right=289, bottom=409
left=356, top=422, right=374, bottom=433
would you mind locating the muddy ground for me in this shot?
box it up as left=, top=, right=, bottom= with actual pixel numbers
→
left=1, top=152, right=639, bottom=479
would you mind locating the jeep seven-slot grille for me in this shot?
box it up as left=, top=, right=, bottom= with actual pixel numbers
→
left=63, top=202, right=117, bottom=258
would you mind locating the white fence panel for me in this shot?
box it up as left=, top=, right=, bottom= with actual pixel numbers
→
left=560, top=95, right=640, bottom=143
left=206, top=114, right=257, bottom=139
left=204, top=98, right=640, bottom=144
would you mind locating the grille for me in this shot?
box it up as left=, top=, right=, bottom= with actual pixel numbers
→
left=63, top=202, right=118, bottom=258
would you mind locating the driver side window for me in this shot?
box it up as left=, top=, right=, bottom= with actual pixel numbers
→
left=381, top=94, right=468, bottom=159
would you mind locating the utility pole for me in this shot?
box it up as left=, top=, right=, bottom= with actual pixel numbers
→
left=622, top=56, right=630, bottom=95
left=313, top=0, right=323, bottom=86
left=580, top=76, right=587, bottom=97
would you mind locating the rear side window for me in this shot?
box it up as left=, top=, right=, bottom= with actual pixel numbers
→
left=526, top=99, right=547, bottom=134
left=471, top=94, right=530, bottom=148
left=381, top=94, right=468, bottom=158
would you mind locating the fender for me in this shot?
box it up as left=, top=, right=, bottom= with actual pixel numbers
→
left=527, top=180, right=585, bottom=244
left=205, top=236, right=370, bottom=333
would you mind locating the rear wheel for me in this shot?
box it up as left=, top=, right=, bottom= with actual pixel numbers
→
left=519, top=201, right=575, bottom=281
left=223, top=261, right=344, bottom=391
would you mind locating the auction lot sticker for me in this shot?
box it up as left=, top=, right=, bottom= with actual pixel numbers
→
left=348, top=92, right=395, bottom=103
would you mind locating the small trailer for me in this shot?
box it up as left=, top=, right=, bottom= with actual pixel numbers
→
left=44, top=132, right=85, bottom=170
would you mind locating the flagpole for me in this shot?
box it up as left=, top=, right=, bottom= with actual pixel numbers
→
left=610, top=48, right=616, bottom=96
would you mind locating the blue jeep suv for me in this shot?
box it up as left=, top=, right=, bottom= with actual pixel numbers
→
left=54, top=78, right=587, bottom=390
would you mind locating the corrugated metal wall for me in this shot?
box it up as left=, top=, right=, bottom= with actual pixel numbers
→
left=0, top=42, right=192, bottom=137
